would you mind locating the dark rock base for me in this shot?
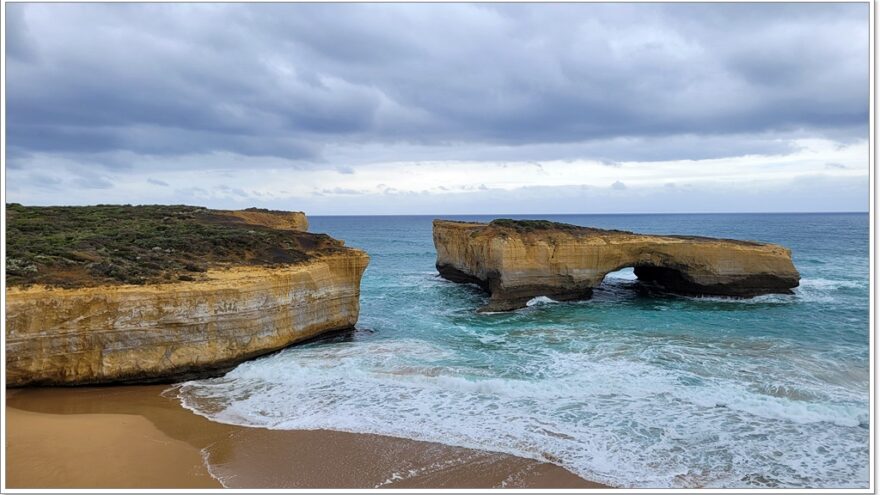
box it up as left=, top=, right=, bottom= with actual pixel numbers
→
left=633, top=265, right=797, bottom=297
left=438, top=263, right=797, bottom=312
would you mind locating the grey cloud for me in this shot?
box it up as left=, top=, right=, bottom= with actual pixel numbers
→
left=611, top=181, right=627, bottom=190
left=236, top=176, right=868, bottom=216
left=5, top=147, right=31, bottom=169
left=73, top=176, right=114, bottom=190
left=321, top=187, right=365, bottom=195
left=215, top=185, right=250, bottom=198
left=148, top=178, right=169, bottom=186
left=597, top=159, right=621, bottom=168
left=826, top=162, right=848, bottom=170
left=5, top=6, right=38, bottom=62
left=5, top=2, right=868, bottom=171
left=27, top=173, right=63, bottom=189
left=175, top=186, right=208, bottom=197
left=321, top=132, right=805, bottom=165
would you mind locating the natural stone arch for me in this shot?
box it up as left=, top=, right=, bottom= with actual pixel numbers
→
left=433, top=219, right=800, bottom=312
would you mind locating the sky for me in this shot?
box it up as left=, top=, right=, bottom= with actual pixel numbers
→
left=4, top=3, right=870, bottom=214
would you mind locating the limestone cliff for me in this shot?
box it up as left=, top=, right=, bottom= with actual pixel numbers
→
left=6, top=204, right=367, bottom=386
left=434, top=219, right=800, bottom=312
left=6, top=252, right=368, bottom=386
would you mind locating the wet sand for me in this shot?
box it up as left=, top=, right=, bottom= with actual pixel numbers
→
left=6, top=386, right=609, bottom=489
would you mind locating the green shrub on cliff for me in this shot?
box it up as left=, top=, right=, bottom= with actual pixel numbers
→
left=5, top=204, right=338, bottom=288
left=487, top=219, right=635, bottom=239
left=489, top=218, right=584, bottom=232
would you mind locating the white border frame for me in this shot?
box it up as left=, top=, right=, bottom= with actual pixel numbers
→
left=0, top=1, right=875, bottom=493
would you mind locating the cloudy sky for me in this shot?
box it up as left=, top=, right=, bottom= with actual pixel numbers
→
left=5, top=3, right=870, bottom=214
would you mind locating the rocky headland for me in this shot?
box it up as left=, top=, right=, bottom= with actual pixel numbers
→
left=6, top=204, right=368, bottom=386
left=434, top=219, right=800, bottom=312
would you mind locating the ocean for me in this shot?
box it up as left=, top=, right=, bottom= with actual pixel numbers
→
left=174, top=213, right=870, bottom=488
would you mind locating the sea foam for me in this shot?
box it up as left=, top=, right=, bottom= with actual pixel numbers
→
left=175, top=335, right=868, bottom=488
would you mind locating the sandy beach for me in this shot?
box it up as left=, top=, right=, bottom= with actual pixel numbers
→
left=5, top=385, right=607, bottom=489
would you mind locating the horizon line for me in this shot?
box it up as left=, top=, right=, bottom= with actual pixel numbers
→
left=3, top=204, right=869, bottom=217
left=306, top=211, right=869, bottom=217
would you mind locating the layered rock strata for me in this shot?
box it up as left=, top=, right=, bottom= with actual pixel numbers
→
left=6, top=205, right=367, bottom=386
left=6, top=252, right=368, bottom=386
left=434, top=219, right=800, bottom=312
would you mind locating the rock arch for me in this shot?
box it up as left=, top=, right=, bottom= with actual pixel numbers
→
left=433, top=219, right=800, bottom=312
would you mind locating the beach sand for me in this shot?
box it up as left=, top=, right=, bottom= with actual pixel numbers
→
left=5, top=386, right=609, bottom=489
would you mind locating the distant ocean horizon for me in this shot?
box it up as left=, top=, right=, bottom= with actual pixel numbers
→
left=303, top=211, right=869, bottom=217
left=174, top=212, right=870, bottom=488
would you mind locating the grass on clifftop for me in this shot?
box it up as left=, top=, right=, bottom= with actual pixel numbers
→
left=488, top=219, right=635, bottom=237
left=487, top=218, right=766, bottom=245
left=489, top=218, right=624, bottom=233
left=489, top=219, right=583, bottom=232
left=6, top=204, right=341, bottom=288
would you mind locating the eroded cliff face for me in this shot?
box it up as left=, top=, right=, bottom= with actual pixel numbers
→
left=434, top=220, right=800, bottom=312
left=6, top=250, right=369, bottom=386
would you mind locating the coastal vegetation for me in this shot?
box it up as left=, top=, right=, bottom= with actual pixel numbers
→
left=489, top=218, right=584, bottom=232
left=488, top=218, right=632, bottom=237
left=5, top=204, right=339, bottom=288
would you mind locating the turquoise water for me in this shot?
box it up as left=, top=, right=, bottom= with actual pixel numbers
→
left=176, top=213, right=870, bottom=488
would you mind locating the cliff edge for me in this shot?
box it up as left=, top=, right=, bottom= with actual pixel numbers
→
left=433, top=219, right=800, bottom=312
left=6, top=204, right=368, bottom=386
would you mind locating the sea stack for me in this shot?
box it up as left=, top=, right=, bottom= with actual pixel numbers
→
left=5, top=205, right=368, bottom=386
left=433, top=219, right=800, bottom=312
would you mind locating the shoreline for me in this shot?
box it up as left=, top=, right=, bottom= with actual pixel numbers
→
left=6, top=385, right=609, bottom=489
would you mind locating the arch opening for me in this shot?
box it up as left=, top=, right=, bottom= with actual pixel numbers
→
left=598, top=264, right=698, bottom=297
left=602, top=266, right=637, bottom=282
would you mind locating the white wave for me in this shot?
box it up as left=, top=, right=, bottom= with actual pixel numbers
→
left=175, top=339, right=869, bottom=488
left=526, top=296, right=558, bottom=307
left=680, top=277, right=866, bottom=305
left=603, top=268, right=638, bottom=281
left=672, top=385, right=865, bottom=427
left=799, top=278, right=867, bottom=290
left=682, top=293, right=797, bottom=304
left=200, top=444, right=231, bottom=488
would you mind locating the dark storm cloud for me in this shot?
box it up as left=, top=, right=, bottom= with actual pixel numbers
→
left=4, top=3, right=869, bottom=167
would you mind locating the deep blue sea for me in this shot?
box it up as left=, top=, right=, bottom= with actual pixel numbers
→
left=176, top=213, right=870, bottom=488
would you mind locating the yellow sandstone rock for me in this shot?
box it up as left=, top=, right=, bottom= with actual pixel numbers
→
left=433, top=219, right=800, bottom=312
left=223, top=208, right=309, bottom=231
left=6, top=251, right=369, bottom=386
